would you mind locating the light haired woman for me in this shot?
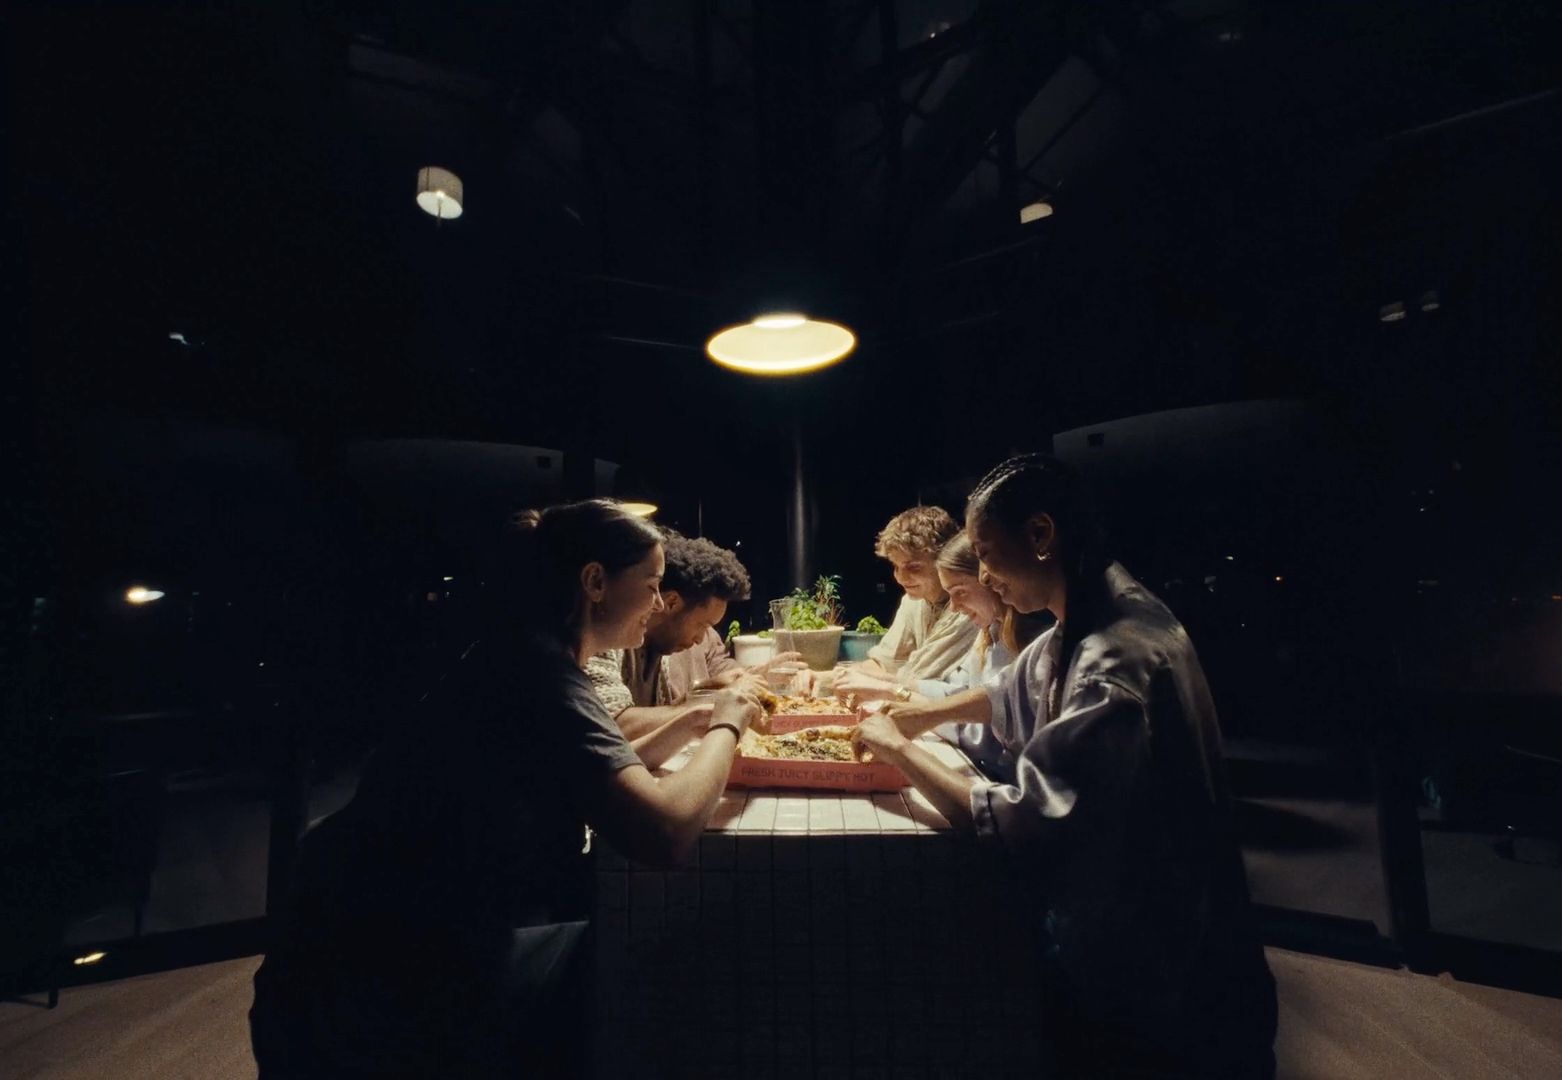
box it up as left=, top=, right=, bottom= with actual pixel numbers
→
left=834, top=533, right=1048, bottom=781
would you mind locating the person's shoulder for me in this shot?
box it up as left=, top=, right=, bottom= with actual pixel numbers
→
left=934, top=605, right=977, bottom=634
left=1071, top=565, right=1192, bottom=698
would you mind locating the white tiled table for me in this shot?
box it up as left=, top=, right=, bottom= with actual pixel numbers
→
left=590, top=736, right=1047, bottom=1079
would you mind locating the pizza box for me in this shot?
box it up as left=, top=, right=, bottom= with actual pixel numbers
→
left=727, top=730, right=907, bottom=792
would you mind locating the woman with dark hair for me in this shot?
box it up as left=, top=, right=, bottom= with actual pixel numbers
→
left=853, top=456, right=1277, bottom=1078
left=251, top=499, right=761, bottom=1077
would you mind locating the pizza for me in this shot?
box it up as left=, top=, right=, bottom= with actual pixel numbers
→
left=739, top=726, right=859, bottom=763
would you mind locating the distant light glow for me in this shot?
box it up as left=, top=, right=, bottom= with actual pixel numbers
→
left=1379, top=301, right=1407, bottom=323
left=125, top=587, right=164, bottom=605
left=1274, top=576, right=1283, bottom=583
left=1419, top=290, right=1441, bottom=312
left=73, top=952, right=107, bottom=966
left=168, top=332, right=188, bottom=345
left=752, top=313, right=806, bottom=330
left=442, top=576, right=454, bottom=582
left=619, top=502, right=658, bottom=518
left=1019, top=200, right=1054, bottom=224
left=706, top=314, right=856, bottom=376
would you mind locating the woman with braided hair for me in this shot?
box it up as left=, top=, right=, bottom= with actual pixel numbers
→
left=853, top=454, right=1277, bottom=1078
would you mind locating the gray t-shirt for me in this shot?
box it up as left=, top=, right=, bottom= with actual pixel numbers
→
left=261, top=634, right=640, bottom=1073
left=330, top=633, right=642, bottom=926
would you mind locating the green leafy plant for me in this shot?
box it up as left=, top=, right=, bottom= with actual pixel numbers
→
left=854, top=615, right=888, bottom=635
left=725, top=619, right=742, bottom=644
left=782, top=574, right=845, bottom=630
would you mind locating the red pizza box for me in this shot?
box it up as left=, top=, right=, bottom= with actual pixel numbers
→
left=765, top=710, right=860, bottom=735
left=727, top=751, right=907, bottom=793
left=763, top=697, right=861, bottom=734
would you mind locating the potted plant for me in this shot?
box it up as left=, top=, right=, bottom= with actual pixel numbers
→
left=838, top=614, right=888, bottom=662
left=773, top=575, right=846, bottom=671
left=726, top=619, right=775, bottom=668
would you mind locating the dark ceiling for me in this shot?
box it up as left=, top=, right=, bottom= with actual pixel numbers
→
left=8, top=0, right=1562, bottom=498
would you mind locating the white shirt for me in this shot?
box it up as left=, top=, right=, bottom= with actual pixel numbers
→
left=866, top=594, right=979, bottom=684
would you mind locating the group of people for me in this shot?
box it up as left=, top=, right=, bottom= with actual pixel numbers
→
left=250, top=453, right=1278, bottom=1078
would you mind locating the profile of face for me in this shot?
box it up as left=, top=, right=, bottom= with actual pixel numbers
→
left=586, top=544, right=666, bottom=649
left=885, top=547, right=943, bottom=603
left=967, top=512, right=1059, bottom=615
left=650, top=592, right=729, bottom=654
left=937, top=567, right=1003, bottom=627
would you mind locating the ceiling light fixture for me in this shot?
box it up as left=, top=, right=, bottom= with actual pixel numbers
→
left=1019, top=200, right=1054, bottom=224
left=619, top=502, right=658, bottom=518
left=416, top=166, right=464, bottom=220
left=125, top=587, right=165, bottom=605
left=1419, top=290, right=1441, bottom=312
left=705, top=312, right=856, bottom=376
left=1379, top=301, right=1407, bottom=323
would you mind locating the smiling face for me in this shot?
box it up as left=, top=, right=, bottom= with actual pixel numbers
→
left=647, top=592, right=728, bottom=654
left=589, top=544, right=666, bottom=649
left=937, top=566, right=1003, bottom=626
left=967, top=512, right=1061, bottom=616
left=884, top=547, right=944, bottom=603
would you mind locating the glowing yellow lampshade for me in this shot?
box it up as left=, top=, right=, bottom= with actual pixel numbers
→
left=705, top=313, right=855, bottom=376
left=416, top=166, right=464, bottom=220
left=125, top=587, right=165, bottom=605
left=73, top=951, right=107, bottom=966
left=619, top=502, right=658, bottom=518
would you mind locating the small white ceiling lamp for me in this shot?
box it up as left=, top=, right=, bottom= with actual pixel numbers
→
left=125, top=586, right=165, bottom=604
left=705, top=312, right=856, bottom=376
left=1379, top=301, right=1407, bottom=323
left=619, top=501, right=658, bottom=518
left=1419, top=289, right=1441, bottom=312
left=416, top=166, right=464, bottom=220
left=1019, top=200, right=1054, bottom=224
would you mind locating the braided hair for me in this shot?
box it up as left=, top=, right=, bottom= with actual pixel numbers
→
left=966, top=455, right=1108, bottom=706
left=965, top=453, right=1105, bottom=584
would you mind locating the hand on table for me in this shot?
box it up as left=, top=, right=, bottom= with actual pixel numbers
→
left=831, top=669, right=898, bottom=703
left=878, top=701, right=932, bottom=740
left=709, top=687, right=762, bottom=738
left=851, top=710, right=911, bottom=764
left=726, top=672, right=773, bottom=701
left=750, top=650, right=803, bottom=675
left=677, top=701, right=714, bottom=734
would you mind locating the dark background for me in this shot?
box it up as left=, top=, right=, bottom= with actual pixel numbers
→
left=5, top=0, right=1562, bottom=994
